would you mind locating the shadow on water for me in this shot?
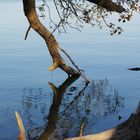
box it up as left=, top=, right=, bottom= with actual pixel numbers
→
left=21, top=76, right=124, bottom=140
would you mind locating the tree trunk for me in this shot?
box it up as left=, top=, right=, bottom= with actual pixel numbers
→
left=22, top=0, right=79, bottom=76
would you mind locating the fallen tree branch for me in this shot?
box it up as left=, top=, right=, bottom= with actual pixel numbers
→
left=22, top=0, right=79, bottom=76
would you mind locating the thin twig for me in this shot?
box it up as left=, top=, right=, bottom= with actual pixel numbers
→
left=58, top=45, right=90, bottom=83
left=79, top=121, right=85, bottom=136
left=24, top=26, right=31, bottom=40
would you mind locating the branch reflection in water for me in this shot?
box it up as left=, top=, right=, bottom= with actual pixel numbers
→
left=21, top=77, right=124, bottom=140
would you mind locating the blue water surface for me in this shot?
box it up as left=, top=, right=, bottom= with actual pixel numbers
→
left=0, top=1, right=140, bottom=140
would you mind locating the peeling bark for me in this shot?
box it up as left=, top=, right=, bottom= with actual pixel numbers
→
left=22, top=0, right=79, bottom=76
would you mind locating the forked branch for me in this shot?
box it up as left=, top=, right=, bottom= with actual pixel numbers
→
left=22, top=0, right=80, bottom=76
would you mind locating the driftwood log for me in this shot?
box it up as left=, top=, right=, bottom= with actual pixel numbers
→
left=66, top=102, right=140, bottom=140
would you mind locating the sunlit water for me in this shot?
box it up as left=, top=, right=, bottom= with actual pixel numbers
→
left=0, top=1, right=140, bottom=140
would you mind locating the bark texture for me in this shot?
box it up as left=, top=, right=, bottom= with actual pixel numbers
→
left=22, top=0, right=79, bottom=76
left=87, top=0, right=125, bottom=13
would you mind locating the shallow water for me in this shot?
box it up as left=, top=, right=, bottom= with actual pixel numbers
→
left=0, top=1, right=140, bottom=140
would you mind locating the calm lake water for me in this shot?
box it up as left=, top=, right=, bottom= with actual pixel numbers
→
left=0, top=1, right=140, bottom=140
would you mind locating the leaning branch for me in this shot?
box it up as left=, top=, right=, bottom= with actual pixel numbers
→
left=24, top=25, right=31, bottom=40
left=58, top=45, right=90, bottom=83
left=22, top=0, right=79, bottom=76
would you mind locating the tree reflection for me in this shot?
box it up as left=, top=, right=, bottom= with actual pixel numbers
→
left=22, top=78, right=124, bottom=140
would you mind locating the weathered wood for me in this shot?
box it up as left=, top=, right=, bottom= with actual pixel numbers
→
left=22, top=0, right=79, bottom=76
left=15, top=111, right=26, bottom=140
left=66, top=102, right=140, bottom=140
